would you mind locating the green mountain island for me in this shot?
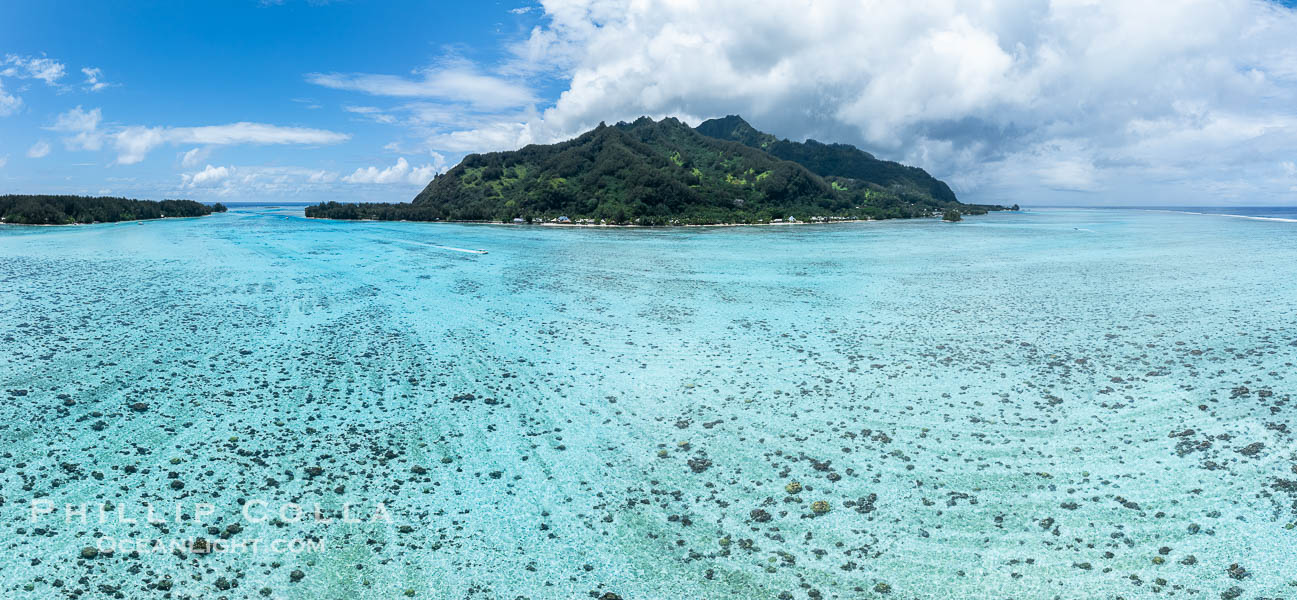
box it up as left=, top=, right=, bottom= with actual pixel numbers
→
left=307, top=116, right=1009, bottom=225
left=695, top=115, right=960, bottom=206
left=0, top=195, right=226, bottom=225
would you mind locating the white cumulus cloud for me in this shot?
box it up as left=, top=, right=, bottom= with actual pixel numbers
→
left=1, top=53, right=71, bottom=116
left=419, top=0, right=1297, bottom=204
left=112, top=121, right=350, bottom=164
left=52, top=105, right=101, bottom=132
left=307, top=60, right=536, bottom=111
left=0, top=80, right=19, bottom=116
left=342, top=156, right=444, bottom=185
left=2, top=54, right=66, bottom=85
left=186, top=164, right=230, bottom=187
left=181, top=164, right=341, bottom=196
left=344, top=105, right=398, bottom=124
left=34, top=107, right=350, bottom=165
left=180, top=147, right=212, bottom=168
left=81, top=67, right=111, bottom=92
left=50, top=106, right=104, bottom=151
left=112, top=126, right=168, bottom=165
left=27, top=140, right=51, bottom=158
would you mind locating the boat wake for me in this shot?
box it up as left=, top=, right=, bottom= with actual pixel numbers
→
left=379, top=237, right=487, bottom=254
left=434, top=245, right=488, bottom=254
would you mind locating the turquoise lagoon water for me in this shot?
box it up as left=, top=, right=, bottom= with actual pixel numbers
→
left=0, top=207, right=1294, bottom=599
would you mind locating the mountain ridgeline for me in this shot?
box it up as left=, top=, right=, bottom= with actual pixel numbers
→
left=307, top=116, right=1005, bottom=225
left=694, top=115, right=959, bottom=205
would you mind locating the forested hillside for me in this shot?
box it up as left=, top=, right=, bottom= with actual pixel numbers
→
left=696, top=115, right=960, bottom=206
left=0, top=195, right=225, bottom=225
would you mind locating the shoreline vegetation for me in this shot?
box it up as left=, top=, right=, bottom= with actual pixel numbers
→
left=0, top=195, right=227, bottom=226
left=303, top=213, right=892, bottom=228
left=307, top=115, right=1014, bottom=226
left=303, top=205, right=1007, bottom=226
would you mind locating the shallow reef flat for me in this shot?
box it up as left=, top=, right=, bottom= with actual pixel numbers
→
left=0, top=207, right=1294, bottom=599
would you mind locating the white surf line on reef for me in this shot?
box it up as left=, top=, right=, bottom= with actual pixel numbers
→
left=1142, top=209, right=1297, bottom=223
left=1192, top=212, right=1297, bottom=223
left=378, top=237, right=488, bottom=254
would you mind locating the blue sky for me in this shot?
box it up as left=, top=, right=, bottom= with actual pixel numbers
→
left=0, top=1, right=552, bottom=202
left=2, top=0, right=1296, bottom=206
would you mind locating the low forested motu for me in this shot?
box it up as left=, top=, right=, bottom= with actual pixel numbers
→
left=0, top=195, right=227, bottom=225
left=307, top=116, right=1007, bottom=225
